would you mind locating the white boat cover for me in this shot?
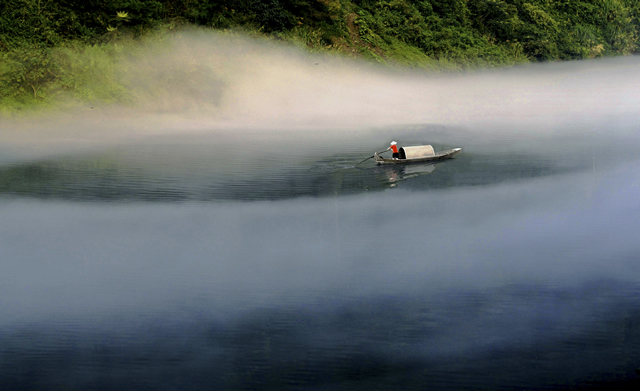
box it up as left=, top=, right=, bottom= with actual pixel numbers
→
left=400, top=145, right=435, bottom=159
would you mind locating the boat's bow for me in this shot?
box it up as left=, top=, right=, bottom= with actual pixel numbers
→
left=450, top=147, right=463, bottom=157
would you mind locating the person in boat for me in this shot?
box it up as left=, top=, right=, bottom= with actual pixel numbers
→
left=389, top=141, right=400, bottom=159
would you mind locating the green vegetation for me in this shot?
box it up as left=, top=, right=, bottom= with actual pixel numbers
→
left=1, top=0, right=639, bottom=113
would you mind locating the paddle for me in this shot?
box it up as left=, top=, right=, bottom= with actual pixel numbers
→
left=356, top=155, right=375, bottom=165
left=356, top=149, right=390, bottom=166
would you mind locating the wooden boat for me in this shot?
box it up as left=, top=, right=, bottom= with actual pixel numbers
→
left=374, top=145, right=462, bottom=164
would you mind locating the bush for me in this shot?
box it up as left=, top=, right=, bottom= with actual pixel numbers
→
left=1, top=0, right=640, bottom=112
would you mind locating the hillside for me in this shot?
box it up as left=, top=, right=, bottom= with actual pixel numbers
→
left=1, top=0, right=639, bottom=113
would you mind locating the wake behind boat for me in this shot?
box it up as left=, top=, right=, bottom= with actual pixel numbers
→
left=373, top=143, right=462, bottom=164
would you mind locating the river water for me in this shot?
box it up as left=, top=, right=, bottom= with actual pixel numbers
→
left=2, top=121, right=640, bottom=390
left=2, top=53, right=640, bottom=390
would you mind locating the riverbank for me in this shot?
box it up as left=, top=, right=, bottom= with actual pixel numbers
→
left=1, top=0, right=639, bottom=115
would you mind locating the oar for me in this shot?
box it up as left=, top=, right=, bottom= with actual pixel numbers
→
left=356, top=149, right=389, bottom=166
left=356, top=155, right=375, bottom=166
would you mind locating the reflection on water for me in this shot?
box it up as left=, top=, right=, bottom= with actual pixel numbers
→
left=2, top=126, right=640, bottom=390
left=379, top=163, right=436, bottom=187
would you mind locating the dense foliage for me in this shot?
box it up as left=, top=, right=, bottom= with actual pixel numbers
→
left=1, top=0, right=639, bottom=112
left=0, top=0, right=342, bottom=49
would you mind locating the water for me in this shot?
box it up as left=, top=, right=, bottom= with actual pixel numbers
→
left=2, top=120, right=640, bottom=390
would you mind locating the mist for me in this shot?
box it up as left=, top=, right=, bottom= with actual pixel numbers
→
left=1, top=162, right=639, bottom=320
left=2, top=30, right=640, bottom=161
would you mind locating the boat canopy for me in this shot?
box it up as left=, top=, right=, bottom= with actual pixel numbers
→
left=400, top=145, right=435, bottom=159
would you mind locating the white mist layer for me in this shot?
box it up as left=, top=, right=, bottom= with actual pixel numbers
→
left=109, top=32, right=640, bottom=130
left=1, top=159, right=639, bottom=325
left=2, top=30, right=640, bottom=163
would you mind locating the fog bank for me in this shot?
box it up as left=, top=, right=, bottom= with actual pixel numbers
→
left=2, top=160, right=639, bottom=325
left=2, top=31, right=640, bottom=162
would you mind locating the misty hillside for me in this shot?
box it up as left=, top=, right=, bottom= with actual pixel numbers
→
left=1, top=0, right=639, bottom=112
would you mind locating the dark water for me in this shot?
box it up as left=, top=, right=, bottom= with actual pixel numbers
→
left=2, top=124, right=640, bottom=390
